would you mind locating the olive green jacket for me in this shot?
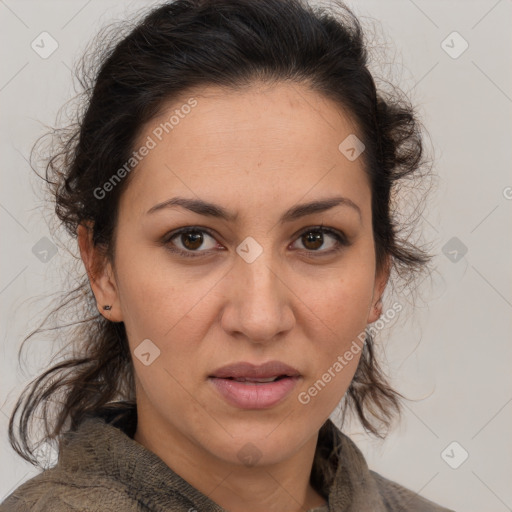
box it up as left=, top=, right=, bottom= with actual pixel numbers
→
left=0, top=403, right=455, bottom=511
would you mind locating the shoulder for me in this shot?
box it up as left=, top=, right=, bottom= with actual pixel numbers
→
left=0, top=467, right=143, bottom=512
left=370, top=470, right=457, bottom=512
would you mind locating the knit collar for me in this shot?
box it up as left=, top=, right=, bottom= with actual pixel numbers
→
left=59, top=402, right=387, bottom=511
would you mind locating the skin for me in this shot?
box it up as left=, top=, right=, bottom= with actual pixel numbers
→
left=78, top=81, right=389, bottom=512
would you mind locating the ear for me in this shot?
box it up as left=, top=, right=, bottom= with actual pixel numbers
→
left=367, top=255, right=391, bottom=324
left=77, top=222, right=123, bottom=322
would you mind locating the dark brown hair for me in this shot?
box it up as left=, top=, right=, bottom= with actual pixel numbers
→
left=8, top=0, right=432, bottom=475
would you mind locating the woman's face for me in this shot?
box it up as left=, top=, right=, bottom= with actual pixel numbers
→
left=88, top=81, right=387, bottom=466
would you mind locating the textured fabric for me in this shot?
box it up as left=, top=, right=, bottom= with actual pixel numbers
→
left=0, top=402, right=455, bottom=511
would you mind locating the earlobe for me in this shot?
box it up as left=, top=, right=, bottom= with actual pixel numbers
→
left=367, top=256, right=391, bottom=324
left=77, top=222, right=123, bottom=322
left=367, top=296, right=383, bottom=324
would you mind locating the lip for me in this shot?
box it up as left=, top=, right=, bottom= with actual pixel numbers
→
left=209, top=360, right=301, bottom=379
left=208, top=360, right=301, bottom=410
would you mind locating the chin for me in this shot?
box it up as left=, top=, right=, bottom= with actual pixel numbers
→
left=201, top=420, right=310, bottom=467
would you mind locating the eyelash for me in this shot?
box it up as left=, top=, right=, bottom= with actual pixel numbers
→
left=161, top=224, right=350, bottom=259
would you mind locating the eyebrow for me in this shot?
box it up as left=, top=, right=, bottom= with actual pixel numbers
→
left=146, top=195, right=362, bottom=223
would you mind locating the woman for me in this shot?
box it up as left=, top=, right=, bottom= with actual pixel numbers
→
left=1, top=0, right=454, bottom=510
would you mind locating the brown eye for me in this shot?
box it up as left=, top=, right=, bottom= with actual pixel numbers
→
left=291, top=226, right=349, bottom=255
left=165, top=228, right=218, bottom=255
left=163, top=225, right=348, bottom=259
left=301, top=231, right=324, bottom=250
left=180, top=231, right=204, bottom=250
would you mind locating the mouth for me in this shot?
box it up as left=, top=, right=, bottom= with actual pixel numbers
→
left=209, top=360, right=301, bottom=380
left=208, top=361, right=301, bottom=409
left=220, top=375, right=290, bottom=384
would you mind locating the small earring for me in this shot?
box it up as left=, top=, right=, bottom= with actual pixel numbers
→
left=103, top=305, right=112, bottom=311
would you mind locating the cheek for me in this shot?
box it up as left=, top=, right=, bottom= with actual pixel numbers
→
left=114, top=238, right=215, bottom=341
left=293, top=249, right=375, bottom=409
left=297, top=249, right=376, bottom=332
left=115, top=251, right=214, bottom=401
left=296, top=283, right=368, bottom=416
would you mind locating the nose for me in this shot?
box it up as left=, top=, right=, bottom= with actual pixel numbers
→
left=220, top=250, right=295, bottom=344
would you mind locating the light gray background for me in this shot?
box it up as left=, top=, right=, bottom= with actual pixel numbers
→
left=1, top=1, right=511, bottom=511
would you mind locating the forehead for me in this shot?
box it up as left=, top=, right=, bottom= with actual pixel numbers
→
left=142, top=81, right=358, bottom=155
left=120, top=81, right=370, bottom=221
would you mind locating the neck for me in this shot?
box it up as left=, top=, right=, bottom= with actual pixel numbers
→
left=133, top=407, right=328, bottom=512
